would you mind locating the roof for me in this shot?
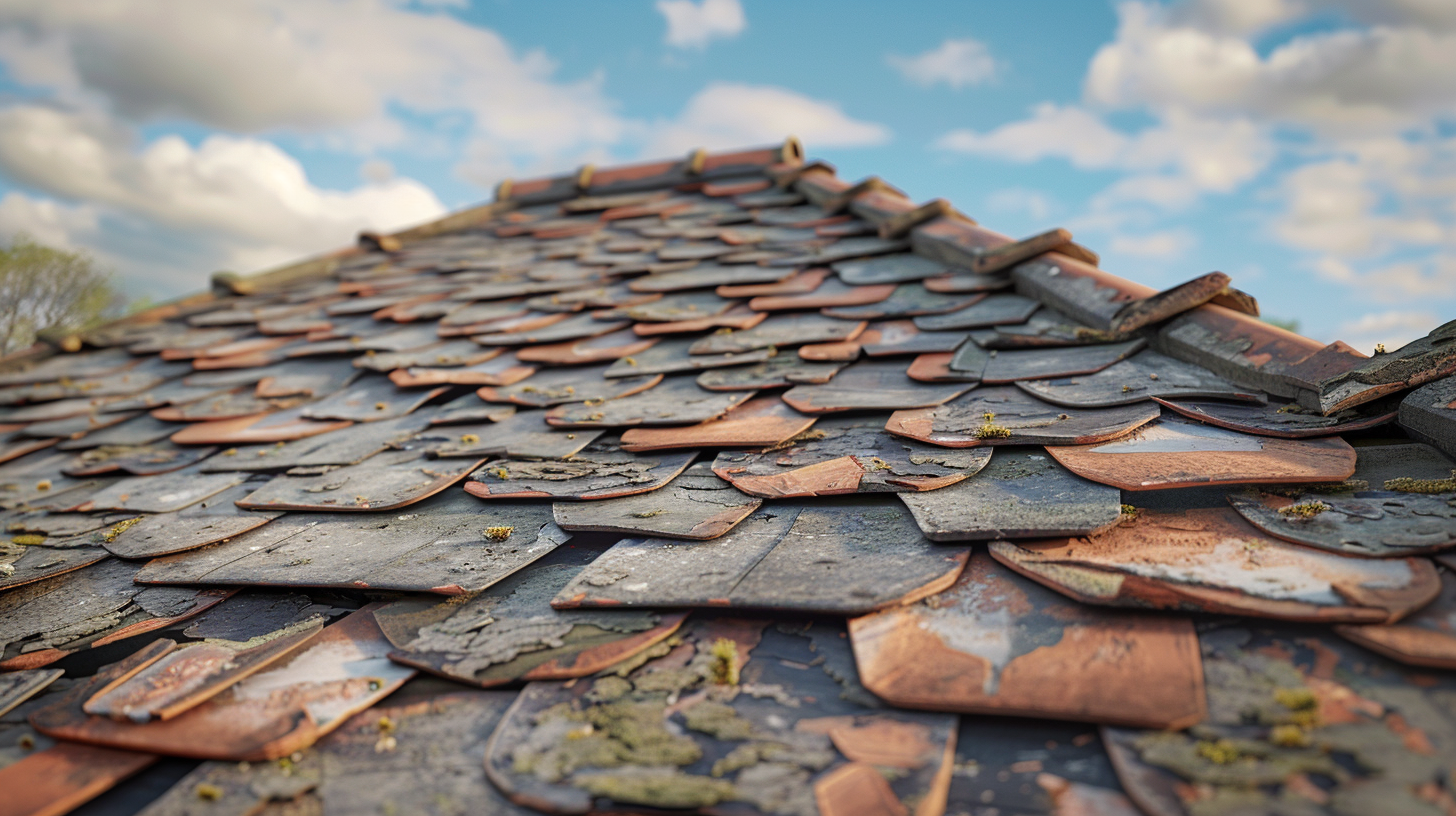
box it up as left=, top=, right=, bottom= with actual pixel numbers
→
left=2, top=139, right=1456, bottom=816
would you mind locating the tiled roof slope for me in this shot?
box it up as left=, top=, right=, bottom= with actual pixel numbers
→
left=2, top=139, right=1456, bottom=816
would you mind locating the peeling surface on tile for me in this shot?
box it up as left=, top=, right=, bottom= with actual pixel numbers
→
left=378, top=547, right=687, bottom=687
left=553, top=462, right=761, bottom=540
left=137, top=492, right=567, bottom=594
left=991, top=507, right=1440, bottom=622
left=887, top=386, right=1161, bottom=448
left=0, top=558, right=228, bottom=669
left=713, top=415, right=991, bottom=497
left=1103, top=625, right=1456, bottom=816
left=29, top=608, right=414, bottom=761
left=465, top=439, right=695, bottom=501
left=898, top=449, right=1123, bottom=540
left=850, top=553, right=1204, bottom=728
left=554, top=499, right=969, bottom=614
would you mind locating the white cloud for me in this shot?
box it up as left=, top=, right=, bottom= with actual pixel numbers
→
left=1335, top=309, right=1440, bottom=353
left=646, top=83, right=889, bottom=156
left=0, top=0, right=630, bottom=160
left=0, top=105, right=446, bottom=297
left=938, top=103, right=1272, bottom=207
left=888, top=38, right=997, bottom=89
left=0, top=106, right=444, bottom=246
left=1086, top=1, right=1456, bottom=134
left=656, top=0, right=745, bottom=49
left=0, top=191, right=98, bottom=251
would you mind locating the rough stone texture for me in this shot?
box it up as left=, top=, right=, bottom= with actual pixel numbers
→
left=898, top=449, right=1124, bottom=540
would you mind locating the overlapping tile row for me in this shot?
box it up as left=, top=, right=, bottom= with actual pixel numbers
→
left=0, top=140, right=1455, bottom=816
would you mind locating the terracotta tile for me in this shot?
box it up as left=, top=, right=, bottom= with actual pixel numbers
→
left=619, top=394, right=815, bottom=451
left=515, top=328, right=657, bottom=365
left=631, top=303, right=767, bottom=336
left=476, top=366, right=662, bottom=407
left=749, top=280, right=896, bottom=312
left=886, top=385, right=1161, bottom=447
left=850, top=553, right=1204, bottom=728
left=1017, top=350, right=1263, bottom=408
left=689, top=314, right=866, bottom=354
left=990, top=506, right=1439, bottom=622
left=602, top=336, right=773, bottom=378
left=235, top=449, right=481, bottom=512
left=1045, top=415, right=1356, bottom=490
left=1156, top=393, right=1399, bottom=438
left=696, top=355, right=845, bottom=390
left=29, top=608, right=413, bottom=761
left=712, top=415, right=990, bottom=497
left=716, top=267, right=830, bottom=297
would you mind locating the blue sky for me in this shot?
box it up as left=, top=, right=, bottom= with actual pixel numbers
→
left=0, top=0, right=1453, bottom=354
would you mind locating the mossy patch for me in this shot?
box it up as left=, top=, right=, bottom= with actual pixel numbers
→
left=1385, top=470, right=1456, bottom=494
left=575, top=768, right=736, bottom=809
left=709, top=638, right=739, bottom=686
left=974, top=411, right=1012, bottom=439
left=1277, top=501, right=1328, bottom=519
left=682, top=700, right=753, bottom=740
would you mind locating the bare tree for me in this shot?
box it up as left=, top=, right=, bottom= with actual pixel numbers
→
left=0, top=234, right=121, bottom=355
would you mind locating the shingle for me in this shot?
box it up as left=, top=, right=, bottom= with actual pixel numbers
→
left=551, top=462, right=761, bottom=540
left=695, top=355, right=845, bottom=390
left=1044, top=415, right=1357, bottom=490
left=711, top=415, right=990, bottom=497
left=1102, top=624, right=1456, bottom=816
left=137, top=492, right=566, bottom=595
left=28, top=608, right=413, bottom=761
left=781, top=359, right=972, bottom=413
left=897, top=449, right=1122, bottom=540
left=1155, top=392, right=1400, bottom=437
left=885, top=386, right=1161, bottom=447
left=235, top=449, right=480, bottom=512
left=464, top=438, right=695, bottom=501
left=377, top=545, right=688, bottom=687
left=476, top=366, right=662, bottom=407
left=484, top=618, right=958, bottom=815
left=618, top=395, right=816, bottom=452
left=990, top=507, right=1439, bottom=622
left=849, top=553, right=1204, bottom=728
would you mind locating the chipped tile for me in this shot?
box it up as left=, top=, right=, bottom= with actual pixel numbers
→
left=378, top=546, right=687, bottom=687
left=886, top=385, right=1161, bottom=447
left=1045, top=415, right=1356, bottom=491
left=712, top=415, right=990, bottom=497
left=898, top=449, right=1123, bottom=540
left=990, top=507, right=1440, bottom=622
left=850, top=553, right=1204, bottom=728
